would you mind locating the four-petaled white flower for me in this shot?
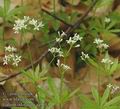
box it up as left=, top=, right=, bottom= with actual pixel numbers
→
left=5, top=45, right=17, bottom=52
left=3, top=46, right=22, bottom=67
left=81, top=52, right=89, bottom=60
left=12, top=55, right=22, bottom=66
left=3, top=55, right=10, bottom=65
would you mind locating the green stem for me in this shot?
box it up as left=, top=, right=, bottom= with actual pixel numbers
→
left=66, top=45, right=73, bottom=57
left=97, top=73, right=100, bottom=106
left=60, top=71, right=64, bottom=109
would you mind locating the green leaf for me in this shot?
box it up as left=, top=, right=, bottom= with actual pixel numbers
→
left=91, top=87, right=100, bottom=105
left=95, top=0, right=113, bottom=9
left=52, top=20, right=60, bottom=31
left=101, top=87, right=110, bottom=106
left=109, top=29, right=120, bottom=33
left=47, top=77, right=60, bottom=103
left=109, top=59, right=118, bottom=75
left=105, top=96, right=120, bottom=107
left=7, top=6, right=26, bottom=21
left=4, top=0, right=10, bottom=14
left=79, top=94, right=97, bottom=108
left=37, top=86, right=48, bottom=101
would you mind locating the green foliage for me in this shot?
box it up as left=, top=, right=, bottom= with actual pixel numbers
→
left=22, top=65, right=48, bottom=84
left=87, top=53, right=120, bottom=76
left=0, top=0, right=26, bottom=22
left=37, top=77, right=79, bottom=108
left=80, top=87, right=120, bottom=109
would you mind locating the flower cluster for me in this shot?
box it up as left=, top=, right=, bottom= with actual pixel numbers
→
left=56, top=31, right=66, bottom=43
left=57, top=59, right=71, bottom=71
left=93, top=38, right=109, bottom=50
left=13, top=16, right=44, bottom=34
left=107, top=83, right=120, bottom=94
left=101, top=58, right=113, bottom=65
left=81, top=52, right=89, bottom=61
left=48, top=47, right=63, bottom=57
left=3, top=46, right=22, bottom=66
left=66, top=33, right=83, bottom=47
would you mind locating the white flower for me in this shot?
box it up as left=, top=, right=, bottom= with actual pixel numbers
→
left=73, top=33, right=83, bottom=42
left=56, top=37, right=63, bottom=43
left=34, top=21, right=44, bottom=31
left=67, top=37, right=76, bottom=45
left=107, top=84, right=120, bottom=94
left=57, top=59, right=60, bottom=66
left=107, top=84, right=112, bottom=88
left=100, top=43, right=109, bottom=49
left=3, top=55, right=10, bottom=65
left=3, top=46, right=22, bottom=66
left=13, top=18, right=27, bottom=34
left=12, top=55, right=22, bottom=66
left=94, top=38, right=103, bottom=45
left=29, top=19, right=44, bottom=30
left=13, top=16, right=44, bottom=33
left=75, top=44, right=80, bottom=48
left=48, top=47, right=63, bottom=57
left=23, top=16, right=30, bottom=22
left=94, top=38, right=109, bottom=49
left=29, top=18, right=37, bottom=25
left=66, top=33, right=82, bottom=45
left=81, top=52, right=89, bottom=60
left=58, top=31, right=67, bottom=37
left=61, top=64, right=71, bottom=71
left=104, top=17, right=111, bottom=23
left=101, top=58, right=113, bottom=65
left=5, top=46, right=17, bottom=52
left=111, top=85, right=120, bottom=94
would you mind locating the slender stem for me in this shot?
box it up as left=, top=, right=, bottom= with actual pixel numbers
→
left=97, top=72, right=100, bottom=106
left=20, top=33, right=23, bottom=48
left=60, top=71, right=64, bottom=109
left=66, top=45, right=73, bottom=57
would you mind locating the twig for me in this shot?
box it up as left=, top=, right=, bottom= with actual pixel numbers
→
left=0, top=0, right=97, bottom=83
left=41, top=8, right=73, bottom=27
